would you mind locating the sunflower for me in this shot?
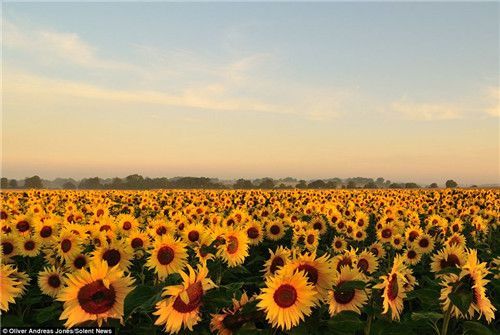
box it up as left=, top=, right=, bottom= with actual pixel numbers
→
left=92, top=240, right=133, bottom=272
left=332, top=236, right=347, bottom=253
left=217, top=228, right=249, bottom=267
left=58, top=260, right=135, bottom=327
left=38, top=266, right=66, bottom=298
left=352, top=228, right=367, bottom=242
left=154, top=264, right=216, bottom=334
left=404, top=225, right=423, bottom=244
left=282, top=252, right=334, bottom=298
left=439, top=249, right=496, bottom=323
left=415, top=233, right=434, bottom=254
left=265, top=220, right=286, bottom=241
left=355, top=250, right=379, bottom=275
left=244, top=221, right=264, bottom=245
left=68, top=253, right=90, bottom=271
left=390, top=234, right=404, bottom=250
left=257, top=268, right=318, bottom=330
left=0, top=264, right=24, bottom=312
left=263, top=246, right=291, bottom=277
left=18, top=234, right=42, bottom=257
left=182, top=223, right=205, bottom=245
left=56, top=228, right=82, bottom=262
left=404, top=247, right=422, bottom=266
left=116, top=214, right=139, bottom=236
left=430, top=245, right=466, bottom=276
left=210, top=292, right=254, bottom=335
left=34, top=216, right=59, bottom=243
left=1, top=235, right=19, bottom=260
left=12, top=214, right=33, bottom=235
left=374, top=255, right=413, bottom=321
left=332, top=249, right=357, bottom=273
left=304, top=229, right=319, bottom=251
left=445, top=233, right=467, bottom=248
left=328, top=266, right=369, bottom=315
left=147, top=234, right=188, bottom=279
left=148, top=218, right=177, bottom=238
left=377, top=223, right=395, bottom=243
left=309, top=216, right=327, bottom=235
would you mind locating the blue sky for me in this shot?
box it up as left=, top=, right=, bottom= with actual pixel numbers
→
left=2, top=2, right=499, bottom=184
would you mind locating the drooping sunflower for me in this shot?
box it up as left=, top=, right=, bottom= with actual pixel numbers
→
left=257, top=268, right=318, bottom=330
left=38, top=265, right=66, bottom=298
left=210, top=292, right=254, bottom=335
left=154, top=264, right=216, bottom=334
left=439, top=249, right=496, bottom=323
left=147, top=234, right=188, bottom=280
left=430, top=245, right=466, bottom=276
left=58, top=260, right=135, bottom=327
left=328, top=266, right=369, bottom=316
left=0, top=264, right=24, bottom=312
left=216, top=228, right=249, bottom=267
left=374, top=255, right=413, bottom=321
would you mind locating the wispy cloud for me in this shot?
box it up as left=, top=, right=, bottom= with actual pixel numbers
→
left=391, top=100, right=463, bottom=121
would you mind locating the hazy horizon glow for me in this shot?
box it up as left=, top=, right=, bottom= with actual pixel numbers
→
left=2, top=2, right=499, bottom=185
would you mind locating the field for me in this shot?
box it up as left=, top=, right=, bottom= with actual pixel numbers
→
left=1, top=189, right=498, bottom=334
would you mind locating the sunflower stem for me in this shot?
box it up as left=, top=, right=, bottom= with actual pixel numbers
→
left=440, top=303, right=452, bottom=335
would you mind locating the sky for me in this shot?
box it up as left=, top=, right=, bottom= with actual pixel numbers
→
left=2, top=2, right=499, bottom=185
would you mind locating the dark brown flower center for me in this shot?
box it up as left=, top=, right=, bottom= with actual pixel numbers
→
left=440, top=254, right=460, bottom=269
left=306, top=234, right=315, bottom=244
left=387, top=274, right=399, bottom=301
left=357, top=259, right=369, bottom=273
left=334, top=282, right=356, bottom=304
left=172, top=281, right=203, bottom=313
left=270, top=225, right=280, bottom=235
left=48, top=274, right=61, bottom=288
left=407, top=250, right=417, bottom=259
left=122, top=222, right=132, bottom=230
left=270, top=256, right=284, bottom=274
left=247, top=227, right=259, bottom=239
left=273, top=284, right=297, bottom=308
left=40, top=226, right=52, bottom=238
left=408, top=231, right=419, bottom=242
left=334, top=241, right=343, bottom=248
left=157, top=246, right=175, bottom=265
left=131, top=238, right=143, bottom=249
left=297, top=264, right=319, bottom=285
left=2, top=242, right=14, bottom=255
left=188, top=230, right=200, bottom=242
left=418, top=238, right=429, bottom=248
left=74, top=255, right=87, bottom=269
left=61, top=239, right=72, bottom=253
left=16, top=220, right=30, bottom=233
left=227, top=236, right=239, bottom=254
left=336, top=257, right=352, bottom=272
left=24, top=240, right=35, bottom=251
left=103, top=249, right=121, bottom=267
left=381, top=228, right=392, bottom=239
left=77, top=279, right=116, bottom=314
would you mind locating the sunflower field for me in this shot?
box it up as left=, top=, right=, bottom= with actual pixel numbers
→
left=1, top=189, right=498, bottom=334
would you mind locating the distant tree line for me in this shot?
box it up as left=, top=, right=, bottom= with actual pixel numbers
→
left=1, top=175, right=464, bottom=190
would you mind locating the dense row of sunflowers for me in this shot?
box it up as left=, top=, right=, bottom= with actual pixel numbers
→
left=1, top=189, right=498, bottom=334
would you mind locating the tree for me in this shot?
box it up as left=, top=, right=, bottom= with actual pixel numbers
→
left=62, top=181, right=76, bottom=189
left=346, top=181, right=357, bottom=189
left=9, top=180, right=18, bottom=188
left=1, top=178, right=8, bottom=189
left=234, top=179, right=253, bottom=189
left=445, top=180, right=458, bottom=188
left=24, top=175, right=43, bottom=189
left=429, top=183, right=438, bottom=188
left=364, top=181, right=378, bottom=189
left=295, top=180, right=307, bottom=189
left=325, top=181, right=338, bottom=189
left=79, top=177, right=103, bottom=189
left=405, top=182, right=419, bottom=189
left=258, top=178, right=275, bottom=189
left=308, top=180, right=326, bottom=189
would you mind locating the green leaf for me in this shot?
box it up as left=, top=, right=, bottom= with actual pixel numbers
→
left=462, top=321, right=492, bottom=335
left=327, top=311, right=364, bottom=335
left=333, top=280, right=366, bottom=291
left=35, top=303, right=62, bottom=324
left=124, top=284, right=159, bottom=317
left=436, top=267, right=461, bottom=276
left=448, top=290, right=472, bottom=315
left=411, top=311, right=443, bottom=322
left=1, top=314, right=24, bottom=327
